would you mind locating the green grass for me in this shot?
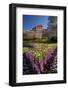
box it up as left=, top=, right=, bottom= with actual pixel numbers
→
left=23, top=43, right=57, bottom=61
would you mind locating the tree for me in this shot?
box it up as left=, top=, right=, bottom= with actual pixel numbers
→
left=48, top=16, right=57, bottom=36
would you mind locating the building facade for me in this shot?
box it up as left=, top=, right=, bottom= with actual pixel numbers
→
left=32, top=24, right=44, bottom=38
left=23, top=24, right=48, bottom=39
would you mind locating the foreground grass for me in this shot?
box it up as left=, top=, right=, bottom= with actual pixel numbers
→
left=23, top=43, right=57, bottom=52
left=23, top=43, right=57, bottom=61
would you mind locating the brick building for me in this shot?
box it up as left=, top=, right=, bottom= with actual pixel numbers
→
left=32, top=24, right=44, bottom=38
left=23, top=24, right=48, bottom=39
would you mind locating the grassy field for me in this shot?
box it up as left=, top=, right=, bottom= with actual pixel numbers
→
left=23, top=43, right=57, bottom=61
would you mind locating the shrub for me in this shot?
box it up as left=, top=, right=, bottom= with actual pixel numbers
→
left=48, top=35, right=57, bottom=43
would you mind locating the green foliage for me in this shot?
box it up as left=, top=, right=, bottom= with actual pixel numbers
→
left=23, top=48, right=29, bottom=52
left=48, top=35, right=57, bottom=43
left=33, top=50, right=43, bottom=60
left=23, top=43, right=57, bottom=61
left=24, top=37, right=49, bottom=43
left=24, top=34, right=57, bottom=43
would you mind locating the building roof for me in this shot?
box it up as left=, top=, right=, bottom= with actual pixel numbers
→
left=36, top=24, right=44, bottom=27
left=32, top=24, right=45, bottom=30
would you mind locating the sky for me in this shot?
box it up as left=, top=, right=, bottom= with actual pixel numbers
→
left=23, top=15, right=49, bottom=31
